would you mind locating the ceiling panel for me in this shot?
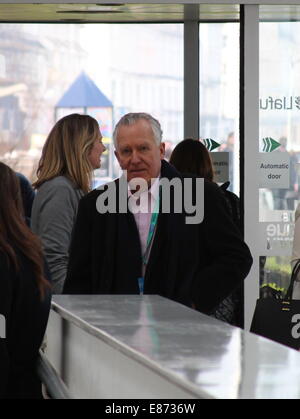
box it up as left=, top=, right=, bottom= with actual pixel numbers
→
left=260, top=5, right=300, bottom=21
left=0, top=3, right=240, bottom=23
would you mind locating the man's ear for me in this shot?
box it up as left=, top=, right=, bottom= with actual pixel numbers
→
left=160, top=142, right=165, bottom=159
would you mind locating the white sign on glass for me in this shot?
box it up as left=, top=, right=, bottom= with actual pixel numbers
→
left=210, top=152, right=229, bottom=183
left=259, top=152, right=290, bottom=189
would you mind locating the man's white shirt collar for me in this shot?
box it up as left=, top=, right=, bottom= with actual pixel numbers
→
left=127, top=176, right=160, bottom=213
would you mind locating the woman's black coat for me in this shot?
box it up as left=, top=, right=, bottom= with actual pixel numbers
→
left=0, top=251, right=51, bottom=399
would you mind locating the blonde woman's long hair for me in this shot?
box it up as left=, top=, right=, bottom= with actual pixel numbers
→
left=33, top=113, right=100, bottom=194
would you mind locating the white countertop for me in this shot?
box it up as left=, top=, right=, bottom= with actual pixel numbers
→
left=51, top=295, right=300, bottom=399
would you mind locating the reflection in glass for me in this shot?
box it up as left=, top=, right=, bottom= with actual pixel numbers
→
left=259, top=18, right=300, bottom=307
left=260, top=21, right=300, bottom=219
left=259, top=255, right=292, bottom=299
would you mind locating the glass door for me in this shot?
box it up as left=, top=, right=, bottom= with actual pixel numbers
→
left=259, top=7, right=300, bottom=307
left=199, top=20, right=240, bottom=195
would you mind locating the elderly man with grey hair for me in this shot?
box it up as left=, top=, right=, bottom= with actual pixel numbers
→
left=64, top=112, right=252, bottom=314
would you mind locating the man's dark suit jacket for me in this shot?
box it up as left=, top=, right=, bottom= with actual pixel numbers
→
left=63, top=160, right=253, bottom=314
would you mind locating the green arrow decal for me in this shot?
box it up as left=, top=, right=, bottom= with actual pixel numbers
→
left=203, top=138, right=220, bottom=151
left=262, top=137, right=281, bottom=152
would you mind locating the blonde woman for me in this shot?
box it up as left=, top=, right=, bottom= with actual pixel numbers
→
left=31, top=113, right=106, bottom=293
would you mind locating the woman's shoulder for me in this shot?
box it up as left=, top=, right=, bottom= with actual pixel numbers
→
left=39, top=176, right=76, bottom=190
left=36, top=176, right=83, bottom=200
left=0, top=248, right=46, bottom=288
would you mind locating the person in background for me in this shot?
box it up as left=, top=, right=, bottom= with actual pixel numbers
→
left=169, top=139, right=241, bottom=228
left=16, top=172, right=35, bottom=221
left=63, top=113, right=252, bottom=318
left=220, top=131, right=235, bottom=192
left=273, top=136, right=299, bottom=210
left=31, top=113, right=106, bottom=294
left=169, top=138, right=214, bottom=181
left=0, top=162, right=51, bottom=399
left=169, top=138, right=243, bottom=326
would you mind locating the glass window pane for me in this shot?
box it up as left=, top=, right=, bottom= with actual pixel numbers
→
left=259, top=9, right=300, bottom=301
left=0, top=23, right=183, bottom=184
left=199, top=22, right=240, bottom=195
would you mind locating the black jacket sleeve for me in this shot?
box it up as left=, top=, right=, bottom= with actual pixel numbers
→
left=191, top=181, right=253, bottom=313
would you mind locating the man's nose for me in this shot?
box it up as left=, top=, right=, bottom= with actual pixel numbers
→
left=130, top=150, right=141, bottom=163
